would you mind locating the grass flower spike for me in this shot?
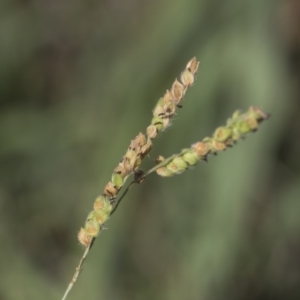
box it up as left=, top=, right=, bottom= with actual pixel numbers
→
left=77, top=58, right=199, bottom=248
left=155, top=107, right=269, bottom=177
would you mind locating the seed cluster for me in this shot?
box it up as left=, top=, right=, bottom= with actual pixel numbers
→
left=155, top=106, right=269, bottom=177
left=78, top=58, right=200, bottom=247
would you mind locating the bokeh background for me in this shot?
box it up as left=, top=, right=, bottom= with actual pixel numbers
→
left=1, top=0, right=300, bottom=299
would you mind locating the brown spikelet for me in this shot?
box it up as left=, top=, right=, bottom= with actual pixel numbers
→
left=104, top=182, right=118, bottom=198
left=186, top=57, right=199, bottom=74
left=192, top=142, right=210, bottom=157
left=78, top=228, right=92, bottom=248
left=171, top=79, right=185, bottom=103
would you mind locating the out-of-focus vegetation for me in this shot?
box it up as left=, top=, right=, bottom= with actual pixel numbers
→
left=1, top=1, right=300, bottom=299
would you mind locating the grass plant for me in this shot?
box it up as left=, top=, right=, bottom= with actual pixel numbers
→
left=61, top=57, right=269, bottom=300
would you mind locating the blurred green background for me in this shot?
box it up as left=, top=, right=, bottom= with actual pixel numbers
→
left=1, top=0, right=300, bottom=299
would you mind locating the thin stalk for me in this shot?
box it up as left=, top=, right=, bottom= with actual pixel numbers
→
left=61, top=242, right=93, bottom=300
left=61, top=155, right=178, bottom=300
